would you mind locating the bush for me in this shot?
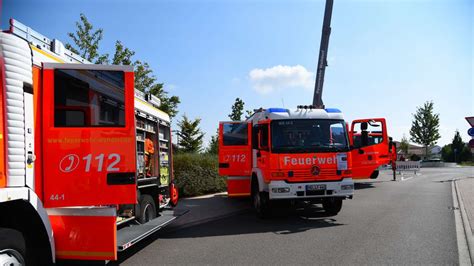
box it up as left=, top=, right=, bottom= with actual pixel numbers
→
left=173, top=153, right=226, bottom=197
left=410, top=154, right=421, bottom=161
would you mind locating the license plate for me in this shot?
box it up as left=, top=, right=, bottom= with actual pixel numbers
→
left=306, top=184, right=326, bottom=191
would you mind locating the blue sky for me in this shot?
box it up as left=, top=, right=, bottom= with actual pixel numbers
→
left=2, top=0, right=473, bottom=147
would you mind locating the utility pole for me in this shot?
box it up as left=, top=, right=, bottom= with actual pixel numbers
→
left=312, top=0, right=334, bottom=109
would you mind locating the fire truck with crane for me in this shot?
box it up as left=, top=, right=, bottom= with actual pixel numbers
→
left=218, top=0, right=396, bottom=217
left=0, top=19, right=184, bottom=265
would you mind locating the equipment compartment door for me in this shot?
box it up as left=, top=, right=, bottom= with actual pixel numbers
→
left=218, top=122, right=252, bottom=176
left=350, top=118, right=389, bottom=179
left=219, top=122, right=252, bottom=196
left=42, top=63, right=137, bottom=207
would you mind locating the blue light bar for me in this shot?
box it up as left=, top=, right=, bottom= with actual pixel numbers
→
left=325, top=108, right=341, bottom=113
left=268, top=108, right=289, bottom=113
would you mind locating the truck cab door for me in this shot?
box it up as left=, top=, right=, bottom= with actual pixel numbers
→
left=254, top=122, right=270, bottom=178
left=42, top=63, right=137, bottom=208
left=350, top=118, right=389, bottom=179
left=218, top=121, right=251, bottom=196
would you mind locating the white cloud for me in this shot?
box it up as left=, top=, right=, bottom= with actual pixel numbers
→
left=249, top=65, right=314, bottom=94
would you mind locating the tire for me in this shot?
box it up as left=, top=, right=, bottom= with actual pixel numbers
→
left=322, top=197, right=343, bottom=216
left=370, top=170, right=379, bottom=179
left=251, top=178, right=271, bottom=218
left=138, top=194, right=157, bottom=224
left=0, top=228, right=26, bottom=265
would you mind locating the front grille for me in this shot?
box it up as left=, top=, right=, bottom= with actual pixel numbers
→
left=291, top=169, right=337, bottom=179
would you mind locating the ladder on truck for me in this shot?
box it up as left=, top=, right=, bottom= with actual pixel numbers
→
left=9, top=19, right=90, bottom=64
left=312, top=0, right=334, bottom=109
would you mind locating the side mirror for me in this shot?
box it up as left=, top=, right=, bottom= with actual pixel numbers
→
left=358, top=148, right=365, bottom=154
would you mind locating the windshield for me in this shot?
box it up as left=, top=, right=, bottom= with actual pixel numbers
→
left=271, top=119, right=349, bottom=153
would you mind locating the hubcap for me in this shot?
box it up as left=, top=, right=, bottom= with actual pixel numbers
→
left=143, top=204, right=154, bottom=222
left=0, top=249, right=24, bottom=265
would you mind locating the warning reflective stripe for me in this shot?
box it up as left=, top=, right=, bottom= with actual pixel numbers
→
left=227, top=176, right=251, bottom=180
left=56, top=250, right=114, bottom=257
left=31, top=45, right=64, bottom=63
left=47, top=207, right=116, bottom=217
left=228, top=193, right=250, bottom=197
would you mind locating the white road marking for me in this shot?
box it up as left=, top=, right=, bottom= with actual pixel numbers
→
left=400, top=175, right=414, bottom=181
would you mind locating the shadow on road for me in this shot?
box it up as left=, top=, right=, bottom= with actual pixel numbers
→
left=112, top=204, right=344, bottom=264
left=161, top=204, right=343, bottom=239
left=354, top=182, right=375, bottom=190
left=354, top=180, right=394, bottom=190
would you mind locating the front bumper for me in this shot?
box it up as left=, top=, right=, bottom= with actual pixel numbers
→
left=268, top=178, right=354, bottom=200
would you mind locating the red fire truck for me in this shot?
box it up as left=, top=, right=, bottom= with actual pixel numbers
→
left=218, top=0, right=396, bottom=217
left=0, top=19, right=183, bottom=264
left=219, top=107, right=391, bottom=217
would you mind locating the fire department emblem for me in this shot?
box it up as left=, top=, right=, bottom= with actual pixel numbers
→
left=59, top=154, right=80, bottom=173
left=311, top=165, right=320, bottom=176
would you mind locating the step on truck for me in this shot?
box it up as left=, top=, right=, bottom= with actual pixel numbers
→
left=218, top=106, right=390, bottom=217
left=0, top=19, right=185, bottom=265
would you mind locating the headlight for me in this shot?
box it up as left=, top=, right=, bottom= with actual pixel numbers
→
left=271, top=187, right=290, bottom=193
left=341, top=184, right=354, bottom=190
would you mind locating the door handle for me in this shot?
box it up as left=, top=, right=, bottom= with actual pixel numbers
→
left=107, top=172, right=136, bottom=185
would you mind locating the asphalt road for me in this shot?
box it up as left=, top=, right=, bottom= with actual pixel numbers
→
left=117, top=167, right=474, bottom=265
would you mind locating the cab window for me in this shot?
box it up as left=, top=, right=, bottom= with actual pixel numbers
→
left=352, top=120, right=384, bottom=148
left=54, top=69, right=125, bottom=127
left=222, top=123, right=248, bottom=146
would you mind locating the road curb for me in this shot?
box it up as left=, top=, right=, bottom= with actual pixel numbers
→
left=183, top=192, right=228, bottom=200
left=452, top=179, right=474, bottom=265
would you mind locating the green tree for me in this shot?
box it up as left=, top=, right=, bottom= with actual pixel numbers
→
left=409, top=101, right=441, bottom=158
left=206, top=136, right=219, bottom=155
left=66, top=13, right=109, bottom=64
left=177, top=115, right=204, bottom=153
left=149, top=83, right=181, bottom=119
left=112, top=40, right=135, bottom=65
left=441, top=144, right=454, bottom=162
left=451, top=130, right=464, bottom=160
left=245, top=110, right=253, bottom=119
left=206, top=129, right=219, bottom=154
left=68, top=15, right=181, bottom=119
left=400, top=134, right=409, bottom=155
left=449, top=130, right=472, bottom=163
left=228, top=98, right=245, bottom=121
left=115, top=52, right=180, bottom=118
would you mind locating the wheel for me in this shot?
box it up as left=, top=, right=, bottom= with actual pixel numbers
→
left=138, top=194, right=157, bottom=224
left=169, top=182, right=179, bottom=207
left=370, top=170, right=379, bottom=179
left=0, top=228, right=26, bottom=265
left=322, top=197, right=343, bottom=215
left=251, top=178, right=271, bottom=218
